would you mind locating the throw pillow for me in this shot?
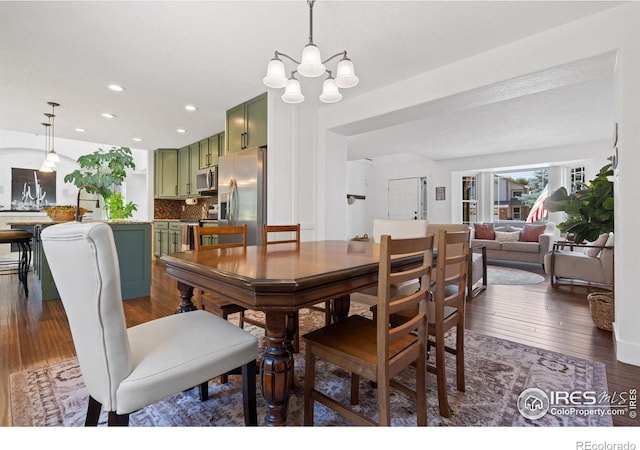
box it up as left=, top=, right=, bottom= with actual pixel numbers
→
left=474, top=223, right=495, bottom=240
left=586, top=233, right=610, bottom=258
left=495, top=230, right=521, bottom=242
left=519, top=224, right=546, bottom=242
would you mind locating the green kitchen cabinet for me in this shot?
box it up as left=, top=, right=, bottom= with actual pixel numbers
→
left=226, top=92, right=267, bottom=153
left=177, top=146, right=190, bottom=197
left=154, top=221, right=169, bottom=257
left=178, top=144, right=201, bottom=197
left=199, top=133, right=221, bottom=169
left=168, top=222, right=182, bottom=254
left=36, top=222, right=151, bottom=301
left=199, top=222, right=218, bottom=246
left=154, top=148, right=178, bottom=198
left=155, top=221, right=182, bottom=256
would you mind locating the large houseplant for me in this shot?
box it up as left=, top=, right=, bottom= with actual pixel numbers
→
left=544, top=161, right=614, bottom=244
left=64, top=146, right=138, bottom=220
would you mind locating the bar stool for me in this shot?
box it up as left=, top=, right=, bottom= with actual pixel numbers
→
left=0, top=229, right=33, bottom=296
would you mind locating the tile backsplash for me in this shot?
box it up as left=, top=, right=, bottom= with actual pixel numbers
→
left=154, top=197, right=217, bottom=220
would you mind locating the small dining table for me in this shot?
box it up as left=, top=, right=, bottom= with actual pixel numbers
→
left=161, top=239, right=423, bottom=426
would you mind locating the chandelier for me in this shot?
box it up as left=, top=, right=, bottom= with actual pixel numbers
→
left=39, top=101, right=61, bottom=172
left=262, top=0, right=359, bottom=104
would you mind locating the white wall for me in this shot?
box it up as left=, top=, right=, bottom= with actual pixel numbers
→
left=0, top=129, right=151, bottom=220
left=268, top=3, right=639, bottom=365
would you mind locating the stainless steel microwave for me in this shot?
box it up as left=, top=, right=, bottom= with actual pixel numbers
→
left=195, top=167, right=217, bottom=193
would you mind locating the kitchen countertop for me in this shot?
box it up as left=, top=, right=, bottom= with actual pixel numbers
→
left=7, top=220, right=153, bottom=226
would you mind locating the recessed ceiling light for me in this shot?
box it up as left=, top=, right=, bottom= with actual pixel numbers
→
left=132, top=137, right=142, bottom=142
left=102, top=113, right=116, bottom=119
left=75, top=128, right=86, bottom=132
left=185, top=105, right=197, bottom=111
left=108, top=84, right=125, bottom=92
left=177, top=128, right=187, bottom=134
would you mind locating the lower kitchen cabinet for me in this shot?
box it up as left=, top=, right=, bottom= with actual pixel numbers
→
left=154, top=221, right=182, bottom=256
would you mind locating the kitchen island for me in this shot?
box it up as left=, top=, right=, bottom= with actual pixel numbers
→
left=8, top=220, right=151, bottom=301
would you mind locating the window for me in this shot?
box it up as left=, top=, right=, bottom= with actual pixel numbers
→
left=570, top=166, right=586, bottom=194
left=511, top=190, right=523, bottom=198
left=512, top=206, right=521, bottom=220
left=462, top=175, right=478, bottom=225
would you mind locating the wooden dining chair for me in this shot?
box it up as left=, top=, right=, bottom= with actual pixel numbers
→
left=196, top=224, right=250, bottom=383
left=428, top=229, right=470, bottom=417
left=302, top=234, right=433, bottom=426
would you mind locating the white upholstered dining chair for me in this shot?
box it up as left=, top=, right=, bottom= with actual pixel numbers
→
left=41, top=222, right=259, bottom=426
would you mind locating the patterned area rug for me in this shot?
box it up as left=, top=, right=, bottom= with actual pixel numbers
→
left=486, top=265, right=545, bottom=285
left=10, top=307, right=610, bottom=427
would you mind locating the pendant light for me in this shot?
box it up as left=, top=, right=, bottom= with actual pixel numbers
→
left=44, top=102, right=61, bottom=164
left=263, top=0, right=359, bottom=104
left=39, top=119, right=54, bottom=172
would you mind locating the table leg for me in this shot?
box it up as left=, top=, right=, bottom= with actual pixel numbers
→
left=332, top=295, right=351, bottom=321
left=261, top=311, right=292, bottom=426
left=175, top=281, right=198, bottom=313
left=17, top=241, right=30, bottom=296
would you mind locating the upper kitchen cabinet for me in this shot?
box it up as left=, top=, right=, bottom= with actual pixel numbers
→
left=177, top=144, right=200, bottom=197
left=226, top=92, right=267, bottom=153
left=199, top=133, right=221, bottom=169
left=154, top=148, right=178, bottom=198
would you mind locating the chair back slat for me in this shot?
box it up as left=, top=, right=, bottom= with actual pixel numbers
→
left=194, top=224, right=247, bottom=251
left=377, top=234, right=433, bottom=374
left=261, top=224, right=301, bottom=249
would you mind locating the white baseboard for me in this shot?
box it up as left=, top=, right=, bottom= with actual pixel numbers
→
left=613, top=322, right=640, bottom=367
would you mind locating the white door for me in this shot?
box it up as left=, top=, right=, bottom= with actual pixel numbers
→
left=388, top=178, right=420, bottom=220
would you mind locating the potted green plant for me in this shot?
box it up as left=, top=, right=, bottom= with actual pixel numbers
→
left=64, top=147, right=138, bottom=220
left=544, top=160, right=614, bottom=244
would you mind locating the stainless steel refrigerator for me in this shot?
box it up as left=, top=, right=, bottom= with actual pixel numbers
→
left=217, top=146, right=267, bottom=246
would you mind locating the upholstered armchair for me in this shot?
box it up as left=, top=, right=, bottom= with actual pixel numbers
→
left=41, top=222, right=259, bottom=426
left=544, top=232, right=614, bottom=289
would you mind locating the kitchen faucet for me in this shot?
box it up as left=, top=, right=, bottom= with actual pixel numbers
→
left=75, top=184, right=101, bottom=222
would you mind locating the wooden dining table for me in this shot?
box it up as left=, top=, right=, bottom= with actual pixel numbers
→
left=161, top=239, right=423, bottom=426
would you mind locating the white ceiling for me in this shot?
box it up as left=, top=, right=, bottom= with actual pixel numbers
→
left=0, top=1, right=621, bottom=161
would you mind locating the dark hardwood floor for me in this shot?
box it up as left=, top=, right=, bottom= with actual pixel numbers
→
left=1, top=259, right=638, bottom=426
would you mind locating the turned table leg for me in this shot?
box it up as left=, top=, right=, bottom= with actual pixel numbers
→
left=175, top=281, right=198, bottom=313
left=261, top=310, right=292, bottom=426
left=332, top=295, right=351, bottom=322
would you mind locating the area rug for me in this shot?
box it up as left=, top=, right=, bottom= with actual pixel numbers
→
left=11, top=308, right=611, bottom=427
left=486, top=265, right=545, bottom=285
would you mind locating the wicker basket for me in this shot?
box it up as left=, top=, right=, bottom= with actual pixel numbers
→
left=46, top=209, right=76, bottom=222
left=587, top=292, right=614, bottom=331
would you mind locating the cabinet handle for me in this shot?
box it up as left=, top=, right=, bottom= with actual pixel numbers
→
left=175, top=185, right=178, bottom=196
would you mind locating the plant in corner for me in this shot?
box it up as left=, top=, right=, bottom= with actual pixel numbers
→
left=544, top=160, right=614, bottom=244
left=64, top=147, right=138, bottom=220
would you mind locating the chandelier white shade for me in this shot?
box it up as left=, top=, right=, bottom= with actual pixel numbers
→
left=319, top=77, right=342, bottom=103
left=263, top=57, right=288, bottom=88
left=263, top=0, right=358, bottom=104
left=297, top=44, right=325, bottom=78
left=335, top=56, right=359, bottom=88
left=282, top=77, right=305, bottom=104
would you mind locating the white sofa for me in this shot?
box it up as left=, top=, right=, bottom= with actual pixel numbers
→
left=470, top=221, right=560, bottom=268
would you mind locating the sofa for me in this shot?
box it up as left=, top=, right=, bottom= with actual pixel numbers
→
left=470, top=221, right=560, bottom=268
